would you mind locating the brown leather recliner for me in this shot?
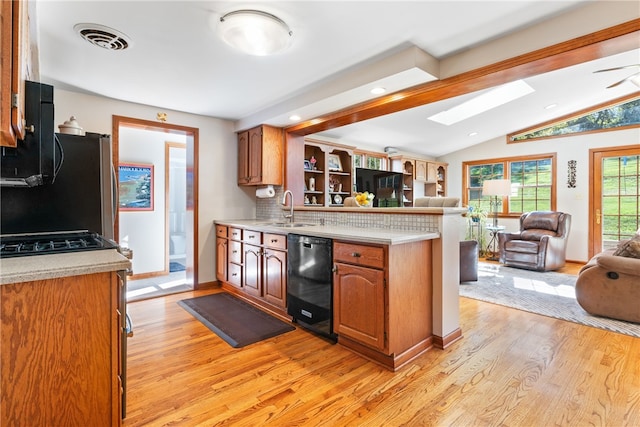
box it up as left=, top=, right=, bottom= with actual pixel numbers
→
left=497, top=211, right=571, bottom=272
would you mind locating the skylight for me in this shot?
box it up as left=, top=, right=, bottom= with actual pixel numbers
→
left=428, top=80, right=535, bottom=126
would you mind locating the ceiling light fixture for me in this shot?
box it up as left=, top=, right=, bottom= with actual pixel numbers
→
left=217, top=10, right=293, bottom=56
left=370, top=87, right=386, bottom=95
left=545, top=103, right=558, bottom=110
left=289, top=114, right=301, bottom=121
left=428, top=80, right=535, bottom=126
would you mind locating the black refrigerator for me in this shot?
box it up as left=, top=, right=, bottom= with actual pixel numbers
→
left=0, top=132, right=116, bottom=239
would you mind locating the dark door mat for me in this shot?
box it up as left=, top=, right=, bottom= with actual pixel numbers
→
left=178, top=293, right=295, bottom=348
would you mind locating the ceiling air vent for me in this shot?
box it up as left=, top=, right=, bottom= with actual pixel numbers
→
left=73, top=23, right=131, bottom=51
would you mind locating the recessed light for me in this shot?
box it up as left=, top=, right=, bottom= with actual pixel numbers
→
left=545, top=103, right=557, bottom=110
left=289, top=115, right=301, bottom=121
left=468, top=132, right=478, bottom=137
left=370, top=87, right=386, bottom=95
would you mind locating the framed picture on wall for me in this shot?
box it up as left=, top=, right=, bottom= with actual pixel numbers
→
left=119, top=163, right=154, bottom=211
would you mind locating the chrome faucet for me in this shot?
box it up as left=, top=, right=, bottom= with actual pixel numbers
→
left=282, top=190, right=294, bottom=223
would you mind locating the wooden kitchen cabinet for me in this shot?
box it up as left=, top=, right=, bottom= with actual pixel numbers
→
left=334, top=261, right=386, bottom=351
left=303, top=140, right=353, bottom=206
left=216, top=224, right=288, bottom=315
left=237, top=125, right=284, bottom=186
left=1, top=271, right=124, bottom=426
left=415, top=160, right=427, bottom=182
left=334, top=242, right=386, bottom=351
left=1, top=0, right=31, bottom=147
left=425, top=163, right=448, bottom=196
left=215, top=225, right=228, bottom=282
left=262, top=233, right=287, bottom=309
left=333, top=239, right=433, bottom=371
left=227, top=227, right=243, bottom=289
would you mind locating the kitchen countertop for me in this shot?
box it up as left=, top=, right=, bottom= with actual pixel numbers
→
left=215, top=219, right=440, bottom=245
left=0, top=249, right=131, bottom=285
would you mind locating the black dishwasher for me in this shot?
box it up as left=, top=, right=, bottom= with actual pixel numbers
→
left=287, top=234, right=336, bottom=342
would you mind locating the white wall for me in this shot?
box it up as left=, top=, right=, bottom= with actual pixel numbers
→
left=439, top=128, right=640, bottom=263
left=54, top=89, right=256, bottom=284
left=118, top=127, right=171, bottom=275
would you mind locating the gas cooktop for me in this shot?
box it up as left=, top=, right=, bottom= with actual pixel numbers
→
left=0, top=231, right=118, bottom=258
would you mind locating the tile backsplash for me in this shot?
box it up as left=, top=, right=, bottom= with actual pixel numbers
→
left=256, top=186, right=440, bottom=232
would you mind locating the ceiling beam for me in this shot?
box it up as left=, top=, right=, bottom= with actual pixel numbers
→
left=285, top=19, right=640, bottom=136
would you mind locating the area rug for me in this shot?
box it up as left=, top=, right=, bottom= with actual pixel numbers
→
left=178, top=293, right=295, bottom=348
left=459, top=262, right=640, bottom=338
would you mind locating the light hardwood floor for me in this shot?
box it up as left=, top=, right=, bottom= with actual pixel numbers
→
left=124, top=284, right=640, bottom=426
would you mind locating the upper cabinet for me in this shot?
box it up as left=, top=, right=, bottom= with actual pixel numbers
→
left=392, top=156, right=448, bottom=202
left=237, top=125, right=284, bottom=186
left=1, top=0, right=32, bottom=147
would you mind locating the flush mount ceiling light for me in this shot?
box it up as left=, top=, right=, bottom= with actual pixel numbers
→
left=217, top=10, right=293, bottom=56
left=428, top=80, right=535, bottom=126
left=74, top=23, right=131, bottom=51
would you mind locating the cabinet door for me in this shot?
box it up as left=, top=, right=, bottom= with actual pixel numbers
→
left=247, top=126, right=263, bottom=184
left=237, top=130, right=250, bottom=184
left=243, top=243, right=262, bottom=297
left=216, top=237, right=228, bottom=282
left=427, top=162, right=438, bottom=182
left=333, top=263, right=386, bottom=351
left=263, top=248, right=286, bottom=308
left=415, top=161, right=427, bottom=182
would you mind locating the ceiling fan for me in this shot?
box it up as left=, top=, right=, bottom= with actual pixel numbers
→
left=593, top=64, right=640, bottom=88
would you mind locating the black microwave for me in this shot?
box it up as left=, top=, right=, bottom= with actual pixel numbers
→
left=0, top=80, right=59, bottom=187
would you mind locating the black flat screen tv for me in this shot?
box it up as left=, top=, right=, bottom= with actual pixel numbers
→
left=354, top=167, right=404, bottom=207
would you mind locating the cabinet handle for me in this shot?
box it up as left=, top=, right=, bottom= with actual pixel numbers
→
left=232, top=232, right=238, bottom=236
left=271, top=239, right=278, bottom=243
left=351, top=252, right=361, bottom=258
left=332, top=264, right=338, bottom=273
left=248, top=235, right=255, bottom=239
left=232, top=250, right=238, bottom=254
left=232, top=273, right=238, bottom=277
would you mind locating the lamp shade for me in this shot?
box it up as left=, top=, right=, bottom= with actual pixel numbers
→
left=218, top=10, right=293, bottom=56
left=482, top=179, right=511, bottom=196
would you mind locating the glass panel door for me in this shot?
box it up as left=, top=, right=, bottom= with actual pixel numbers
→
left=592, top=147, right=640, bottom=256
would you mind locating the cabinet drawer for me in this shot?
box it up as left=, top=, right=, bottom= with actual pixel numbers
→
left=229, top=240, right=242, bottom=264
left=244, top=229, right=262, bottom=244
left=264, top=233, right=286, bottom=250
left=334, top=242, right=385, bottom=269
left=216, top=225, right=228, bottom=238
left=229, top=227, right=242, bottom=241
left=228, top=263, right=242, bottom=287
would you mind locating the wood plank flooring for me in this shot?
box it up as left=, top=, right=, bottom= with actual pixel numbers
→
left=123, top=284, right=640, bottom=426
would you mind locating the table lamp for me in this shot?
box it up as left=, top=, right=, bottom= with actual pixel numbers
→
left=482, top=179, right=511, bottom=227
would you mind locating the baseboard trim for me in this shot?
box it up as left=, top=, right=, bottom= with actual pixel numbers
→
left=433, top=328, right=463, bottom=349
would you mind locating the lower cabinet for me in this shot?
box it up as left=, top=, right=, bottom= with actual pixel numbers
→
left=1, top=271, right=123, bottom=426
left=216, top=225, right=287, bottom=313
left=333, top=262, right=385, bottom=351
left=332, top=239, right=433, bottom=371
left=333, top=241, right=387, bottom=352
left=216, top=239, right=228, bottom=282
left=262, top=233, right=287, bottom=309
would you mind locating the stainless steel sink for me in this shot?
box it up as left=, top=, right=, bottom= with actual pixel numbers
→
left=260, top=222, right=316, bottom=228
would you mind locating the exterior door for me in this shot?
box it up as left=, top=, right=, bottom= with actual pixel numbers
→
left=590, top=146, right=640, bottom=257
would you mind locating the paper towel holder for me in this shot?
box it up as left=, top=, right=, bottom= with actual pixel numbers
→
left=256, top=185, right=276, bottom=198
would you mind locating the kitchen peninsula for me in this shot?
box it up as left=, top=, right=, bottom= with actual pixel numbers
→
left=216, top=203, right=465, bottom=370
left=1, top=250, right=131, bottom=426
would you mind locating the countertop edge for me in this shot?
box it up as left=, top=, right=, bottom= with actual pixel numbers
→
left=1, top=249, right=131, bottom=285
left=215, top=219, right=440, bottom=245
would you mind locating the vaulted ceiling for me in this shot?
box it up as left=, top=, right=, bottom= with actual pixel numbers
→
left=35, top=1, right=640, bottom=157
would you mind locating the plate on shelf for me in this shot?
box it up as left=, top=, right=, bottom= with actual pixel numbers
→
left=333, top=194, right=343, bottom=204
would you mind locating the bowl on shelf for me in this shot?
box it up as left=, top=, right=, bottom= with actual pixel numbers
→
left=354, top=192, right=374, bottom=207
